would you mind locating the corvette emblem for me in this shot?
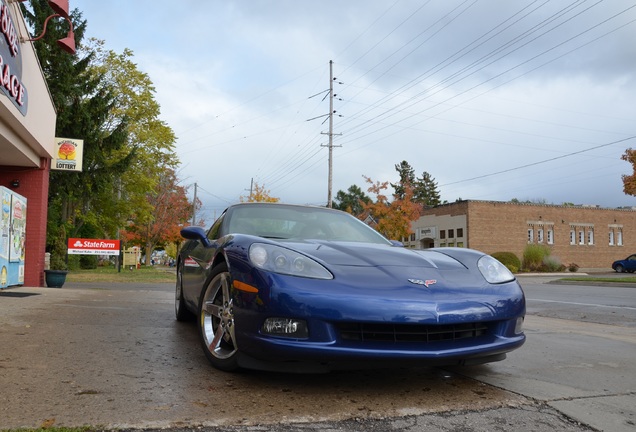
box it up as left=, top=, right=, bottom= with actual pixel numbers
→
left=408, top=278, right=437, bottom=288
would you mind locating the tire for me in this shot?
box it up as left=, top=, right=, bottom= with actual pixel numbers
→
left=175, top=260, right=195, bottom=321
left=198, top=263, right=239, bottom=371
left=615, top=264, right=625, bottom=273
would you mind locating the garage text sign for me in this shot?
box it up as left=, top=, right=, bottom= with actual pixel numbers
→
left=0, top=1, right=28, bottom=115
left=68, top=238, right=121, bottom=256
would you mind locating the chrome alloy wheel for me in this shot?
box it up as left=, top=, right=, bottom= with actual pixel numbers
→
left=200, top=269, right=238, bottom=363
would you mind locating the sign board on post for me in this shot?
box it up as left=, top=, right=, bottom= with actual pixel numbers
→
left=67, top=238, right=120, bottom=256
left=123, top=246, right=140, bottom=267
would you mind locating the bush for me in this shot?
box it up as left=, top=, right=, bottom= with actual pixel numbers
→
left=522, top=244, right=551, bottom=271
left=491, top=252, right=521, bottom=273
left=543, top=255, right=565, bottom=272
left=80, top=255, right=99, bottom=269
left=68, top=254, right=81, bottom=270
left=567, top=263, right=579, bottom=272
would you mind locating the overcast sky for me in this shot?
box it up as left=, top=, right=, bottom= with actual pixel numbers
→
left=71, top=0, right=636, bottom=222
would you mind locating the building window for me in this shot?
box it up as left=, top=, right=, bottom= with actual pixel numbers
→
left=537, top=228, right=544, bottom=243
left=440, top=230, right=446, bottom=240
left=618, top=229, right=623, bottom=246
left=578, top=230, right=584, bottom=245
left=448, top=242, right=455, bottom=247
left=448, top=229, right=455, bottom=238
left=410, top=233, right=415, bottom=241
left=457, top=228, right=463, bottom=238
left=457, top=242, right=464, bottom=247
left=570, top=229, right=576, bottom=245
left=587, top=229, right=594, bottom=245
left=609, top=231, right=615, bottom=246
left=528, top=229, right=534, bottom=243
left=547, top=229, right=554, bottom=245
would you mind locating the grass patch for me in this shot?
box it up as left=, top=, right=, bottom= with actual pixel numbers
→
left=66, top=265, right=175, bottom=283
left=559, top=276, right=636, bottom=284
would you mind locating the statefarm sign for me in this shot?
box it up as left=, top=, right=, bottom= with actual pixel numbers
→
left=68, top=238, right=121, bottom=256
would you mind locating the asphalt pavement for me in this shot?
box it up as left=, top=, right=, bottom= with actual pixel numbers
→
left=0, top=275, right=632, bottom=431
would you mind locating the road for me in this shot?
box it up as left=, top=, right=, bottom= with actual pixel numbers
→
left=0, top=276, right=634, bottom=431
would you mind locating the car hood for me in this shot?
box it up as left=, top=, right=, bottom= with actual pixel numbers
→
left=281, top=240, right=466, bottom=270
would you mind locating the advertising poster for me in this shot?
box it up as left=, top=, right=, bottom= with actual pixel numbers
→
left=1, top=187, right=26, bottom=287
left=52, top=137, right=84, bottom=172
left=9, top=193, right=26, bottom=263
left=1, top=187, right=9, bottom=260
left=67, top=238, right=120, bottom=256
left=0, top=187, right=10, bottom=287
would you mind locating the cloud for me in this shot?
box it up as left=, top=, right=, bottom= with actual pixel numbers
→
left=74, top=0, right=636, bottom=221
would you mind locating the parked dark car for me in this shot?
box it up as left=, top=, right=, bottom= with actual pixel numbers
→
left=612, top=254, right=636, bottom=273
left=176, top=203, right=526, bottom=372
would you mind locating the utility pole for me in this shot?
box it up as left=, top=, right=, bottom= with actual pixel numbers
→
left=321, top=60, right=341, bottom=208
left=327, top=60, right=335, bottom=208
left=191, top=182, right=197, bottom=226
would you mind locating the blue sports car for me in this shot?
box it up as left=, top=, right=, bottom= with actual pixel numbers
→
left=612, top=254, right=636, bottom=273
left=176, top=203, right=525, bottom=372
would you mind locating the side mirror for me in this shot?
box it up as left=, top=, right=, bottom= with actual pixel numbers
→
left=389, top=240, right=404, bottom=247
left=181, top=226, right=212, bottom=248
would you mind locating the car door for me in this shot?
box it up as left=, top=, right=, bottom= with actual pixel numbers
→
left=181, top=212, right=226, bottom=305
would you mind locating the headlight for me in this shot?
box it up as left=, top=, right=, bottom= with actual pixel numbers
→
left=478, top=255, right=515, bottom=284
left=249, top=243, right=333, bottom=279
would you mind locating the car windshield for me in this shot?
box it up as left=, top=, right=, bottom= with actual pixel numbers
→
left=226, top=204, right=391, bottom=244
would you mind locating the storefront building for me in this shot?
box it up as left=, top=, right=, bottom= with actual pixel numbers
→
left=405, top=200, right=636, bottom=270
left=0, top=0, right=58, bottom=287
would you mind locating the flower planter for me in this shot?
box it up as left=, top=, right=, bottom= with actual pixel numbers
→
left=44, top=270, right=68, bottom=288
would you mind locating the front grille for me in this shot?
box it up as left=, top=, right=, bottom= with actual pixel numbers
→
left=337, top=322, right=490, bottom=343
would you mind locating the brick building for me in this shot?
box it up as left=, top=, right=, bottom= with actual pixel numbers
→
left=404, top=200, right=636, bottom=270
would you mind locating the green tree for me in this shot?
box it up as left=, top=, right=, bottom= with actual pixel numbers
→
left=333, top=185, right=371, bottom=216
left=27, top=2, right=183, bottom=269
left=413, top=171, right=442, bottom=206
left=391, top=161, right=416, bottom=200
left=87, top=42, right=178, bottom=230
left=24, top=2, right=134, bottom=266
left=391, top=161, right=441, bottom=206
left=121, top=167, right=194, bottom=263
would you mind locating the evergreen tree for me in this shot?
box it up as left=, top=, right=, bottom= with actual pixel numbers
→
left=391, top=161, right=415, bottom=200
left=333, top=185, right=371, bottom=216
left=24, top=1, right=132, bottom=265
left=413, top=171, right=442, bottom=206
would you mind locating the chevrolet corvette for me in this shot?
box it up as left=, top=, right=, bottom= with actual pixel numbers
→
left=176, top=203, right=525, bottom=372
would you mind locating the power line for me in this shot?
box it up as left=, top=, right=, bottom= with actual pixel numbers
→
left=440, top=135, right=636, bottom=187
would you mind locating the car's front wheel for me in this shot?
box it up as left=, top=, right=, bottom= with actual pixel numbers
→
left=198, top=263, right=239, bottom=371
left=615, top=264, right=625, bottom=273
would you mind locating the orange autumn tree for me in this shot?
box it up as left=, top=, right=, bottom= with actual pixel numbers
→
left=359, top=175, right=423, bottom=240
left=240, top=181, right=280, bottom=203
left=121, top=167, right=199, bottom=263
left=621, top=148, right=636, bottom=196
